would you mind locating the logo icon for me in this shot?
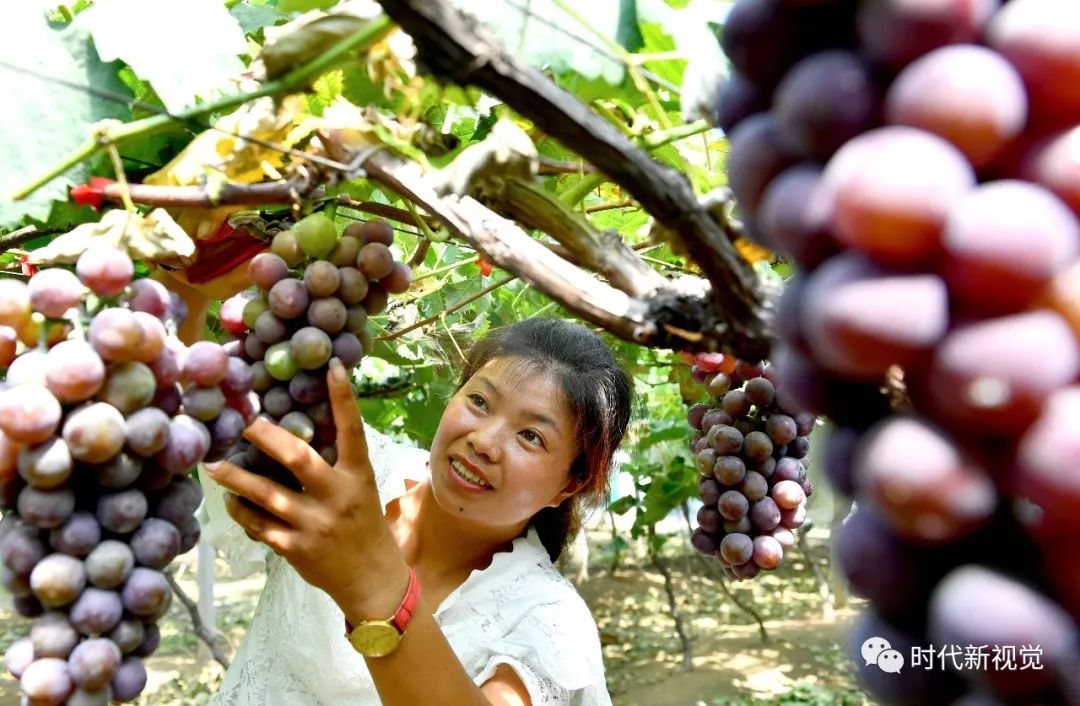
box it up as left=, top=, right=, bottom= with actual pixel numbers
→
left=862, top=637, right=905, bottom=673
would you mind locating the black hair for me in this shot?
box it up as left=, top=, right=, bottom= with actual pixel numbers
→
left=457, top=318, right=633, bottom=561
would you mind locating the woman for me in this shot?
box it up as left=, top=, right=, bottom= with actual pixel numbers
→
left=201, top=317, right=634, bottom=705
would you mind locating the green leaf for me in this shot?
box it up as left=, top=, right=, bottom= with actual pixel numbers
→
left=0, top=3, right=129, bottom=228
left=230, top=2, right=288, bottom=35
left=261, top=14, right=368, bottom=82
left=78, top=0, right=247, bottom=113
left=274, top=0, right=340, bottom=11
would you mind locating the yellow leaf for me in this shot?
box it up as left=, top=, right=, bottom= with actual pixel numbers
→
left=29, top=209, right=197, bottom=266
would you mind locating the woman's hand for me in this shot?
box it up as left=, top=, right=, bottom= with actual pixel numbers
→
left=206, top=358, right=410, bottom=621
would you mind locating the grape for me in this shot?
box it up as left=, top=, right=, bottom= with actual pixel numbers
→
left=124, top=408, right=170, bottom=458
left=44, top=340, right=105, bottom=404
left=727, top=113, right=802, bottom=219
left=699, top=478, right=721, bottom=506
left=713, top=454, right=746, bottom=485
left=31, top=612, right=79, bottom=658
left=774, top=50, right=878, bottom=160
left=0, top=566, right=29, bottom=597
left=219, top=291, right=257, bottom=336
left=824, top=126, right=976, bottom=268
left=718, top=490, right=750, bottom=521
left=721, top=0, right=811, bottom=85
left=6, top=350, right=48, bottom=386
left=249, top=361, right=272, bottom=394
left=248, top=252, right=291, bottom=290
left=855, top=0, right=998, bottom=70
left=87, top=308, right=145, bottom=362
left=97, top=490, right=148, bottom=534
left=802, top=253, right=949, bottom=379
left=885, top=45, right=1026, bottom=168
left=69, top=587, right=123, bottom=636
left=242, top=297, right=270, bottom=330
left=854, top=416, right=997, bottom=543
left=69, top=686, right=114, bottom=706
left=135, top=464, right=171, bottom=495
left=290, top=327, right=333, bottom=370
left=268, top=278, right=310, bottom=320
left=271, top=229, right=305, bottom=267
left=731, top=561, right=761, bottom=579
left=63, top=402, right=126, bottom=463
left=332, top=332, right=364, bottom=367
left=148, top=345, right=181, bottom=390
left=741, top=431, right=773, bottom=463
left=120, top=567, right=169, bottom=618
left=749, top=498, right=781, bottom=532
left=771, top=480, right=806, bottom=510
left=706, top=373, right=732, bottom=397
left=1016, top=127, right=1080, bottom=218
left=166, top=293, right=187, bottom=326
left=176, top=515, right=201, bottom=554
left=30, top=553, right=85, bottom=608
left=21, top=657, right=73, bottom=704
left=126, top=278, right=171, bottom=318
left=307, top=296, right=347, bottom=334
left=18, top=438, right=73, bottom=490
left=724, top=516, right=753, bottom=535
left=303, top=260, right=341, bottom=298
left=264, top=342, right=300, bottom=381
left=226, top=391, right=261, bottom=427
left=279, top=411, right=315, bottom=444
left=68, top=638, right=122, bottom=691
left=0, top=279, right=31, bottom=330
left=743, top=377, right=775, bottom=407
left=721, top=390, right=752, bottom=418
left=712, top=71, right=769, bottom=134
left=336, top=267, right=370, bottom=305
left=108, top=619, right=144, bottom=655
left=154, top=476, right=203, bottom=527
left=85, top=539, right=135, bottom=589
left=772, top=457, right=804, bottom=484
left=263, top=386, right=294, bottom=417
left=701, top=408, right=733, bottom=430
left=0, top=384, right=62, bottom=445
left=183, top=341, right=228, bottom=387
left=0, top=325, right=16, bottom=368
left=50, top=512, right=100, bottom=558
left=329, top=234, right=362, bottom=267
left=209, top=408, right=245, bottom=452
left=719, top=533, right=754, bottom=565
left=690, top=528, right=718, bottom=556
left=243, top=333, right=268, bottom=361
left=76, top=247, right=133, bottom=296
left=18, top=486, right=75, bottom=529
left=687, top=404, right=709, bottom=430
left=697, top=505, right=723, bottom=534
left=5, top=637, right=33, bottom=678
left=930, top=566, right=1078, bottom=698
left=941, top=181, right=1080, bottom=314
left=130, top=518, right=181, bottom=570
left=28, top=267, right=85, bottom=318
left=134, top=622, right=160, bottom=658
left=288, top=372, right=327, bottom=406
left=758, top=165, right=840, bottom=269
left=344, top=305, right=368, bottom=335
left=14, top=595, right=44, bottom=618
left=294, top=213, right=338, bottom=259
left=986, top=0, right=1080, bottom=122
left=381, top=262, right=413, bottom=294
left=922, top=311, right=1080, bottom=435
left=254, top=310, right=289, bottom=344
left=752, top=535, right=783, bottom=570
left=2, top=524, right=47, bottom=574
left=154, top=415, right=210, bottom=474
left=111, top=657, right=147, bottom=702
left=151, top=384, right=182, bottom=417
left=738, top=471, right=768, bottom=502
left=360, top=220, right=394, bottom=246
left=1015, top=387, right=1080, bottom=532
left=98, top=362, right=156, bottom=414
left=182, top=385, right=226, bottom=421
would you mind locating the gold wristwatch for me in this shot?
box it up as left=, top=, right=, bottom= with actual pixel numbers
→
left=344, top=567, right=421, bottom=658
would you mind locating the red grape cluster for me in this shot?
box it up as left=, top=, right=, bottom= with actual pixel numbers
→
left=0, top=247, right=255, bottom=704
left=714, top=0, right=1080, bottom=702
left=686, top=352, right=818, bottom=580
left=219, top=214, right=412, bottom=486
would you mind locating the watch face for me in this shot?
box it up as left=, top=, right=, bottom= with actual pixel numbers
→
left=349, top=622, right=402, bottom=658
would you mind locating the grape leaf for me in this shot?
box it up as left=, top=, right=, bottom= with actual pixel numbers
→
left=230, top=2, right=288, bottom=35
left=78, top=0, right=247, bottom=113
left=28, top=208, right=197, bottom=265
left=0, top=2, right=129, bottom=229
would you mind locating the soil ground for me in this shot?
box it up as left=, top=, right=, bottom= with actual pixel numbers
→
left=0, top=531, right=874, bottom=706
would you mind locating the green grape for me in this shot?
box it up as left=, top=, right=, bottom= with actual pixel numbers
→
left=294, top=214, right=338, bottom=259
left=264, top=342, right=300, bottom=381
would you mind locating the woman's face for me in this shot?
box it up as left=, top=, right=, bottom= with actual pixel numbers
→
left=428, top=357, right=582, bottom=531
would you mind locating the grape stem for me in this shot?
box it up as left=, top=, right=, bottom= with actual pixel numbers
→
left=10, top=15, right=396, bottom=201
left=164, top=568, right=232, bottom=670
left=378, top=274, right=517, bottom=341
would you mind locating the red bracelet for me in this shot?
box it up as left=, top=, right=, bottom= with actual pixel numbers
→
left=344, top=566, right=421, bottom=636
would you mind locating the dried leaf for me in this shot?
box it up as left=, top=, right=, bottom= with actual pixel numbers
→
left=261, top=14, right=372, bottom=82
left=430, top=120, right=539, bottom=197
left=29, top=209, right=196, bottom=266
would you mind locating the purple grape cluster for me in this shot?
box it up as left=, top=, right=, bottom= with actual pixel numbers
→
left=686, top=353, right=817, bottom=580
left=713, top=0, right=1080, bottom=702
left=0, top=247, right=255, bottom=704
left=218, top=217, right=412, bottom=487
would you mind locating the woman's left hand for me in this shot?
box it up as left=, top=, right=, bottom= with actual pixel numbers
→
left=206, top=358, right=410, bottom=621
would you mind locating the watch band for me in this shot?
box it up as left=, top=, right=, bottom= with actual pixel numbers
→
left=344, top=566, right=421, bottom=636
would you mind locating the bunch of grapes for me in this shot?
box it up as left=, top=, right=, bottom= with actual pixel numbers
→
left=685, top=352, right=817, bottom=580
left=713, top=0, right=1080, bottom=702
left=218, top=214, right=412, bottom=486
left=0, top=247, right=255, bottom=705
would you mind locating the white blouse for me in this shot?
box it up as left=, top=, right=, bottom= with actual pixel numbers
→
left=200, top=428, right=613, bottom=706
